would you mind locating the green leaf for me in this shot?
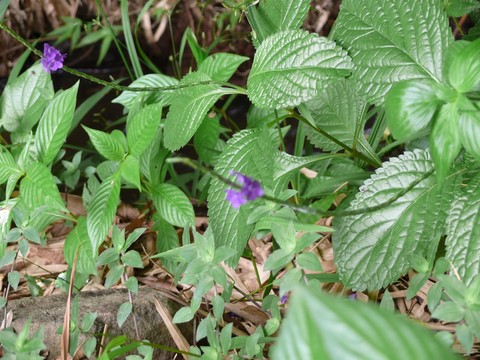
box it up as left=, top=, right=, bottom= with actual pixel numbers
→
left=81, top=312, right=98, bottom=333
left=271, top=285, right=460, bottom=360
left=456, top=324, right=474, bottom=354
left=246, top=0, right=310, bottom=46
left=194, top=115, right=221, bottom=164
left=117, top=302, right=133, bottom=328
left=431, top=301, right=465, bottom=322
left=125, top=276, right=139, bottom=294
left=105, top=264, right=124, bottom=288
left=334, top=0, right=452, bottom=104
left=139, top=128, right=168, bottom=185
left=64, top=217, right=97, bottom=274
left=302, top=79, right=376, bottom=159
left=0, top=63, right=54, bottom=132
left=459, top=111, right=480, bottom=161
left=0, top=147, right=22, bottom=185
left=150, top=183, right=194, bottom=227
left=126, top=103, right=162, bottom=157
left=445, top=39, right=480, bottom=92
left=164, top=72, right=237, bottom=151
left=333, top=150, right=458, bottom=290
left=112, top=74, right=178, bottom=109
left=248, top=30, right=352, bottom=109
left=446, top=175, right=480, bottom=285
left=8, top=270, right=20, bottom=290
left=173, top=306, right=195, bottom=324
left=198, top=53, right=249, bottom=82
left=64, top=216, right=97, bottom=275
left=385, top=80, right=440, bottom=140
left=120, top=155, right=141, bottom=190
left=121, top=250, right=144, bottom=268
left=444, top=0, right=480, bottom=17
left=297, top=252, right=323, bottom=272
left=87, top=173, right=121, bottom=251
left=36, top=82, right=79, bottom=165
left=20, top=162, right=66, bottom=212
left=430, top=103, right=462, bottom=184
left=208, top=129, right=276, bottom=266
left=83, top=126, right=126, bottom=161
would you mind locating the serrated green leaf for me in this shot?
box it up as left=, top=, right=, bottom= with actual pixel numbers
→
left=164, top=72, right=238, bottom=151
left=150, top=183, right=194, bottom=227
left=0, top=63, right=54, bottom=132
left=0, top=147, right=22, bottom=185
left=112, top=74, right=178, bottom=109
left=334, top=0, right=452, bottom=104
left=385, top=80, right=440, bottom=140
left=333, top=150, right=459, bottom=291
left=302, top=80, right=376, bottom=159
left=445, top=39, right=480, bottom=92
left=20, top=162, right=66, bottom=212
left=246, top=0, right=310, bottom=46
left=64, top=217, right=97, bottom=275
left=117, top=302, right=132, bottom=327
left=430, top=103, right=462, bottom=184
left=198, top=53, right=249, bottom=82
left=459, top=111, right=480, bottom=162
left=126, top=103, right=162, bottom=156
left=248, top=30, right=352, bottom=109
left=208, top=129, right=276, bottom=266
left=446, top=175, right=480, bottom=285
left=36, top=82, right=79, bottom=165
left=87, top=173, right=121, bottom=251
left=194, top=115, right=221, bottom=164
left=444, top=0, right=480, bottom=16
left=120, top=155, right=141, bottom=190
left=83, top=126, right=126, bottom=161
left=271, top=285, right=460, bottom=360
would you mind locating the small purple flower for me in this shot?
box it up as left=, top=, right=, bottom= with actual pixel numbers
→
left=280, top=293, right=289, bottom=304
left=225, top=171, right=264, bottom=209
left=41, top=44, right=66, bottom=73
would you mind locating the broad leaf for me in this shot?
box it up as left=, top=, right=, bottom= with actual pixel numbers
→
left=0, top=147, right=21, bottom=185
left=208, top=129, right=276, bottom=266
left=445, top=39, right=480, bottom=93
left=246, top=0, right=310, bottom=46
left=430, top=103, right=462, bottom=184
left=334, top=0, right=452, bottom=104
left=385, top=80, right=440, bottom=140
left=198, top=53, right=249, bottom=82
left=20, top=163, right=66, bottom=212
left=139, top=128, right=168, bottom=185
left=83, top=126, right=126, bottom=161
left=271, top=285, right=460, bottom=360
left=333, top=150, right=459, bottom=290
left=150, top=183, right=194, bottom=227
left=193, top=115, right=221, bottom=164
left=120, top=155, right=141, bottom=190
left=248, top=29, right=352, bottom=109
left=64, top=217, right=96, bottom=275
left=0, top=63, right=54, bottom=132
left=446, top=175, right=480, bottom=285
left=126, top=103, right=162, bottom=156
left=164, top=72, right=239, bottom=151
left=36, top=82, right=79, bottom=165
left=87, top=172, right=121, bottom=252
left=459, top=111, right=480, bottom=161
left=444, top=0, right=480, bottom=16
left=301, top=80, right=376, bottom=160
left=112, top=74, right=178, bottom=109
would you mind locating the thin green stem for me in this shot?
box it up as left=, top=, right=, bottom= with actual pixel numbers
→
left=0, top=22, right=247, bottom=94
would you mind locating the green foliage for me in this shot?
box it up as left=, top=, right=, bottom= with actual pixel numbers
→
left=248, top=29, right=352, bottom=109
left=0, top=320, right=46, bottom=360
left=334, top=0, right=453, bottom=104
left=272, top=285, right=460, bottom=360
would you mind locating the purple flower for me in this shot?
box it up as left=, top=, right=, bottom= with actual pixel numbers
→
left=280, top=293, right=289, bottom=304
left=41, top=44, right=66, bottom=73
left=225, top=171, right=264, bottom=209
